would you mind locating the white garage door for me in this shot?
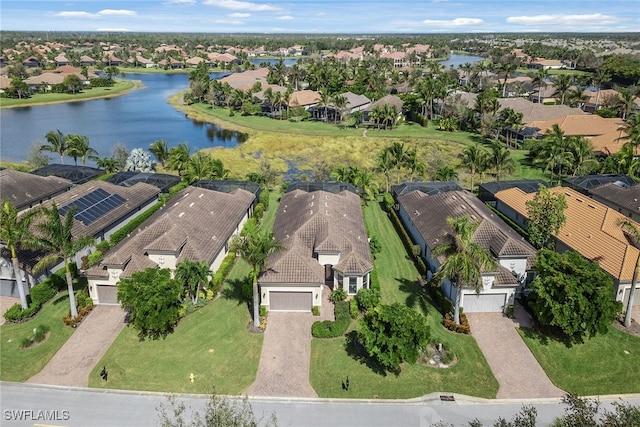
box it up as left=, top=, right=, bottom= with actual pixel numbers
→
left=270, top=291, right=312, bottom=311
left=622, top=287, right=640, bottom=307
left=463, top=293, right=506, bottom=313
left=97, top=285, right=118, bottom=305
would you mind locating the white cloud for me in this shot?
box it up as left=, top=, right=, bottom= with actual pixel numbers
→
left=54, top=9, right=137, bottom=19
left=209, top=19, right=244, bottom=25
left=164, top=0, right=196, bottom=4
left=229, top=12, right=250, bottom=18
left=421, top=17, right=486, bottom=27
left=202, top=0, right=280, bottom=12
left=277, top=15, right=293, bottom=20
left=95, top=28, right=130, bottom=31
left=507, top=13, right=620, bottom=26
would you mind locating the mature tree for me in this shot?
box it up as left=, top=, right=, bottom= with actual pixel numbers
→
left=183, top=152, right=228, bottom=185
left=529, top=68, right=549, bottom=104
left=459, top=143, right=490, bottom=191
left=0, top=201, right=41, bottom=309
left=525, top=186, right=567, bottom=249
left=95, top=157, right=118, bottom=173
left=435, top=165, right=458, bottom=182
left=618, top=219, right=640, bottom=328
left=591, top=69, right=611, bottom=111
left=104, top=66, right=122, bottom=80
left=9, top=77, right=29, bottom=99
left=175, top=259, right=210, bottom=305
left=111, top=143, right=129, bottom=171
left=117, top=267, right=183, bottom=340
left=375, top=149, right=393, bottom=193
left=40, top=130, right=67, bottom=164
left=65, top=134, right=98, bottom=165
left=357, top=303, right=430, bottom=373
left=530, top=250, right=622, bottom=341
left=616, top=86, right=639, bottom=120
left=490, top=142, right=515, bottom=181
left=568, top=136, right=599, bottom=176
left=167, top=143, right=191, bottom=176
left=552, top=74, right=573, bottom=105
left=617, top=112, right=640, bottom=156
left=27, top=142, right=51, bottom=169
left=149, top=139, right=169, bottom=168
left=124, top=148, right=155, bottom=172
left=62, top=74, right=83, bottom=94
left=430, top=216, right=496, bottom=325
left=231, top=227, right=283, bottom=328
left=29, top=204, right=95, bottom=318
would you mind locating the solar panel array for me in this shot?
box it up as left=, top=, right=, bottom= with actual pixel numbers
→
left=58, top=188, right=126, bottom=225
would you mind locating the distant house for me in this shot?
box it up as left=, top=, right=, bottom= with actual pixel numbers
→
left=158, top=57, right=183, bottom=69
left=362, top=95, right=404, bottom=126
left=528, top=59, right=566, bottom=70
left=477, top=179, right=550, bottom=206
left=396, top=187, right=536, bottom=313
left=80, top=55, right=96, bottom=66
left=308, top=91, right=371, bottom=122
left=54, top=54, right=69, bottom=67
left=495, top=186, right=640, bottom=307
left=259, top=186, right=373, bottom=311
left=134, top=56, right=156, bottom=68
left=85, top=185, right=255, bottom=304
left=22, top=56, right=40, bottom=68
left=0, top=168, right=72, bottom=213
left=381, top=51, right=407, bottom=68
left=288, top=89, right=320, bottom=110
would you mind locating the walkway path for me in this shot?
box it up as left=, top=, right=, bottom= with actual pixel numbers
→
left=27, top=305, right=126, bottom=387
left=247, top=286, right=333, bottom=397
left=466, top=306, right=564, bottom=399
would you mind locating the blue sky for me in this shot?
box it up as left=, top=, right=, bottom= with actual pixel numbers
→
left=1, top=0, right=639, bottom=33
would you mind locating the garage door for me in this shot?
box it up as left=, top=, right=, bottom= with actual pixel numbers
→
left=622, top=287, right=640, bottom=307
left=270, top=291, right=312, bottom=311
left=97, top=285, right=118, bottom=305
left=463, top=293, right=506, bottom=313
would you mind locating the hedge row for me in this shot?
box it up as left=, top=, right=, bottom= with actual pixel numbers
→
left=210, top=251, right=236, bottom=296
left=258, top=189, right=270, bottom=209
left=3, top=274, right=66, bottom=323
left=384, top=200, right=428, bottom=277
left=312, top=301, right=350, bottom=338
left=109, top=200, right=164, bottom=247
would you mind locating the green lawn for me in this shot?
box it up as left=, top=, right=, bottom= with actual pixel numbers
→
left=309, top=201, right=499, bottom=399
left=519, top=326, right=640, bottom=395
left=0, top=80, right=136, bottom=108
left=0, top=292, right=75, bottom=382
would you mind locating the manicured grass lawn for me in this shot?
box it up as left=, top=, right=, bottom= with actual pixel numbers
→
left=309, top=201, right=499, bottom=399
left=519, top=326, right=640, bottom=395
left=0, top=292, right=75, bottom=382
left=0, top=80, right=135, bottom=108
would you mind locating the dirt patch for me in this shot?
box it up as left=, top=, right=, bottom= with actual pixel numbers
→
left=613, top=319, right=640, bottom=337
left=419, top=343, right=458, bottom=369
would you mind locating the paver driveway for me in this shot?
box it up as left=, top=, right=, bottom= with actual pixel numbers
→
left=27, top=305, right=126, bottom=387
left=0, top=296, right=20, bottom=325
left=466, top=310, right=564, bottom=399
left=247, top=286, right=333, bottom=397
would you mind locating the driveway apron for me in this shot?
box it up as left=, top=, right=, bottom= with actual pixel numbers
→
left=466, top=311, right=565, bottom=399
left=27, top=305, right=126, bottom=387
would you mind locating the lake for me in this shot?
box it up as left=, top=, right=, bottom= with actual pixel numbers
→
left=438, top=53, right=485, bottom=69
left=0, top=72, right=246, bottom=165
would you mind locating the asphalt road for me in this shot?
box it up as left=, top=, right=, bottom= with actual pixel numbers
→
left=2, top=382, right=639, bottom=427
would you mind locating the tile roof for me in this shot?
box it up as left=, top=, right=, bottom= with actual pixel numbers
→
left=528, top=115, right=624, bottom=137
left=590, top=182, right=640, bottom=215
left=0, top=168, right=72, bottom=210
left=494, top=187, right=639, bottom=281
left=219, top=68, right=268, bottom=90
left=288, top=89, right=320, bottom=107
left=91, top=186, right=254, bottom=278
left=397, top=189, right=536, bottom=266
left=365, top=95, right=403, bottom=111
left=261, top=189, right=372, bottom=285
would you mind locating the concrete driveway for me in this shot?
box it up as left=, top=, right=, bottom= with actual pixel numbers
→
left=27, top=305, right=126, bottom=387
left=466, top=308, right=564, bottom=399
left=247, top=286, right=333, bottom=398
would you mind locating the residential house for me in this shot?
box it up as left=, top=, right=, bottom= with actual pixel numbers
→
left=259, top=186, right=373, bottom=312
left=54, top=54, right=69, bottom=67
left=158, top=58, right=184, bottom=69
left=85, top=185, right=255, bottom=304
left=134, top=56, right=156, bottom=68
left=219, top=68, right=269, bottom=91
left=31, top=164, right=105, bottom=185
left=381, top=51, right=407, bottom=68
left=22, top=56, right=40, bottom=68
left=308, top=91, right=370, bottom=122
left=563, top=174, right=637, bottom=196
left=80, top=55, right=96, bottom=66
left=494, top=186, right=640, bottom=307
left=589, top=182, right=640, bottom=222
left=396, top=187, right=536, bottom=312
left=363, top=95, right=404, bottom=126
left=477, top=179, right=550, bottom=206
left=288, top=89, right=320, bottom=110
left=528, top=59, right=566, bottom=70
left=0, top=168, right=72, bottom=213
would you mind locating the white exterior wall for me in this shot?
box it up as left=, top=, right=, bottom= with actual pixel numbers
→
left=88, top=267, right=121, bottom=303
left=260, top=284, right=324, bottom=307
left=495, top=200, right=528, bottom=230
left=317, top=253, right=340, bottom=266
left=147, top=253, right=177, bottom=270
left=499, top=258, right=528, bottom=280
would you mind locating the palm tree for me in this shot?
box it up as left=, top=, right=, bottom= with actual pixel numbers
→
left=568, top=136, right=599, bottom=176
left=591, top=69, right=611, bottom=111
left=95, top=157, right=118, bottom=173
left=231, top=227, right=284, bottom=328
left=490, top=142, right=516, bottom=181
left=431, top=216, right=496, bottom=325
left=332, top=94, right=347, bottom=124
left=29, top=203, right=95, bottom=318
left=175, top=259, right=210, bottom=305
left=536, top=124, right=574, bottom=184
left=459, top=144, right=489, bottom=191
left=617, top=112, right=640, bottom=156
left=0, top=201, right=41, bottom=309
left=552, top=74, right=573, bottom=105
left=404, top=148, right=426, bottom=182
left=183, top=152, right=228, bottom=184
left=65, top=134, right=98, bottom=166
left=529, top=68, right=549, bottom=104
left=376, top=149, right=394, bottom=193
left=388, top=142, right=407, bottom=184
left=149, top=140, right=169, bottom=168
left=616, top=87, right=638, bottom=120
left=498, top=62, right=517, bottom=97
left=40, top=130, right=67, bottom=164
left=318, top=88, right=331, bottom=122
left=435, top=166, right=458, bottom=182
left=618, top=219, right=640, bottom=328
left=167, top=143, right=191, bottom=176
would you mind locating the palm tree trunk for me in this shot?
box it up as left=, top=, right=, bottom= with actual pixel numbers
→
left=624, top=256, right=639, bottom=327
left=252, top=271, right=260, bottom=328
left=65, top=262, right=78, bottom=318
left=11, top=257, right=28, bottom=309
left=454, top=284, right=462, bottom=325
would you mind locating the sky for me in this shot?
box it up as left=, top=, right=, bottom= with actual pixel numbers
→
left=1, top=0, right=639, bottom=34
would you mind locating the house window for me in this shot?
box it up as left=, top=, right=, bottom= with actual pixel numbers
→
left=363, top=273, right=369, bottom=289
left=349, top=276, right=357, bottom=294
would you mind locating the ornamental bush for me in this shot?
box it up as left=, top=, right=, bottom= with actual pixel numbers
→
left=312, top=301, right=350, bottom=338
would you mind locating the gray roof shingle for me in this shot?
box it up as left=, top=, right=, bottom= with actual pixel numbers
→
left=0, top=168, right=72, bottom=210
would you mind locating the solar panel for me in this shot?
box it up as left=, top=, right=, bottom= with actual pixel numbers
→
left=58, top=189, right=126, bottom=225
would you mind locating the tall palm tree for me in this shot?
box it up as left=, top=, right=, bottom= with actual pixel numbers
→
left=616, top=87, right=638, bottom=120
left=332, top=94, right=348, bottom=124
left=167, top=143, right=191, bottom=176
left=29, top=203, right=94, bottom=318
left=376, top=149, right=394, bottom=193
left=591, top=69, right=611, bottom=111
left=404, top=148, right=426, bottom=182
left=175, top=259, right=210, bottom=305
left=617, top=112, right=640, bottom=156
left=459, top=144, right=489, bottom=191
left=40, top=130, right=67, bottom=164
left=618, top=219, right=640, bottom=328
left=149, top=139, right=169, bottom=168
left=568, top=136, right=599, bottom=176
left=0, top=201, right=42, bottom=309
left=65, top=134, right=98, bottom=166
left=536, top=124, right=574, bottom=184
left=435, top=166, right=458, bottom=182
left=552, top=75, right=573, bottom=105
left=431, top=216, right=496, bottom=325
left=388, top=142, right=407, bottom=184
left=231, top=227, right=284, bottom=328
left=490, top=142, right=516, bottom=181
left=529, top=68, right=549, bottom=104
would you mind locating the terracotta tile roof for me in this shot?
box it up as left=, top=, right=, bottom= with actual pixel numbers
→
left=288, top=89, right=320, bottom=107
left=397, top=189, right=536, bottom=266
left=494, top=186, right=639, bottom=281
left=219, top=68, right=268, bottom=89
left=0, top=168, right=72, bottom=211
left=92, top=186, right=254, bottom=278
left=365, top=95, right=403, bottom=111
left=261, top=189, right=372, bottom=285
left=528, top=115, right=624, bottom=137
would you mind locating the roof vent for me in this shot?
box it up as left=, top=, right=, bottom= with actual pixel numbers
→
left=189, top=202, right=195, bottom=207
left=199, top=193, right=204, bottom=198
left=588, top=204, right=596, bottom=209
left=415, top=210, right=420, bottom=215
left=179, top=212, right=185, bottom=218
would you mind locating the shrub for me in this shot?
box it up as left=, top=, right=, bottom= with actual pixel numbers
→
left=443, top=312, right=471, bottom=334
left=33, top=324, right=50, bottom=342
left=259, top=305, right=267, bottom=317
left=258, top=189, right=270, bottom=208
left=63, top=304, right=94, bottom=328
left=370, top=269, right=380, bottom=293
left=29, top=280, right=57, bottom=307
left=253, top=203, right=265, bottom=220
left=330, top=288, right=347, bottom=303
left=210, top=251, right=236, bottom=296
left=312, top=305, right=320, bottom=316
left=96, top=240, right=111, bottom=252
left=312, top=301, right=350, bottom=338
left=109, top=201, right=164, bottom=247
left=241, top=217, right=257, bottom=236
left=87, top=250, right=104, bottom=267
left=349, top=298, right=359, bottom=319
left=427, top=285, right=454, bottom=315
left=356, top=288, right=380, bottom=312
left=382, top=192, right=394, bottom=211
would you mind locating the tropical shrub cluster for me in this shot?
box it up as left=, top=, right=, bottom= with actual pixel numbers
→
left=312, top=301, right=350, bottom=338
left=20, top=324, right=50, bottom=349
left=3, top=274, right=65, bottom=323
